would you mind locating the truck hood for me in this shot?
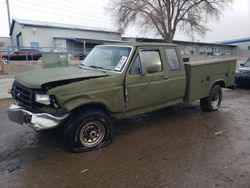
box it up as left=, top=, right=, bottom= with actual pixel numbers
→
left=15, top=67, right=108, bottom=89
left=237, top=67, right=250, bottom=72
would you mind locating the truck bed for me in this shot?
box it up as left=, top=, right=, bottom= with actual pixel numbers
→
left=184, top=58, right=236, bottom=102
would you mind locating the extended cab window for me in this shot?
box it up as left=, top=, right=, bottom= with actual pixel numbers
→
left=165, top=48, right=180, bottom=71
left=130, top=50, right=162, bottom=75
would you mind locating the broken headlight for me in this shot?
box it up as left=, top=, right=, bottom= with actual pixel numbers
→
left=35, top=94, right=51, bottom=105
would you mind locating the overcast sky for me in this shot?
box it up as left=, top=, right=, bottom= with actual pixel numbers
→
left=0, top=0, right=249, bottom=42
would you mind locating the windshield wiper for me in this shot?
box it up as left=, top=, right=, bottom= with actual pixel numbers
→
left=80, top=64, right=112, bottom=71
left=88, top=65, right=105, bottom=69
left=89, top=65, right=113, bottom=71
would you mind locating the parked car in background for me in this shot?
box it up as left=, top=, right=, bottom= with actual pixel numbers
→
left=235, top=58, right=250, bottom=88
left=0, top=48, right=42, bottom=63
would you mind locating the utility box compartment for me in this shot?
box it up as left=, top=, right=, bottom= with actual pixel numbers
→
left=184, top=58, right=236, bottom=102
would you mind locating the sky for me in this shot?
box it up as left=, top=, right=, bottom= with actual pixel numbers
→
left=0, top=0, right=249, bottom=42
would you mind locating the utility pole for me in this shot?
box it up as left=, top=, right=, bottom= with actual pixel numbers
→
left=5, top=0, right=13, bottom=49
left=6, top=0, right=11, bottom=30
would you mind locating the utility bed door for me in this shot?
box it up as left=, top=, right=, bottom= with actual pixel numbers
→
left=125, top=49, right=168, bottom=111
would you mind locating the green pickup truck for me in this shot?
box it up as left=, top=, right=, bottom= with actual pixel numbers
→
left=8, top=43, right=236, bottom=152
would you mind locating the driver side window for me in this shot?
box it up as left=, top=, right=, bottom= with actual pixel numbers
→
left=130, top=50, right=162, bottom=75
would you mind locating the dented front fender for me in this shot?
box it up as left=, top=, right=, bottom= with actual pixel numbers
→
left=47, top=74, right=126, bottom=114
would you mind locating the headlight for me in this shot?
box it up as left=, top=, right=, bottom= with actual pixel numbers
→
left=235, top=69, right=240, bottom=74
left=35, top=94, right=51, bottom=105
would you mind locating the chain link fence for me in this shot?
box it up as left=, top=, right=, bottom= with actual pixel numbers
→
left=0, top=46, right=87, bottom=77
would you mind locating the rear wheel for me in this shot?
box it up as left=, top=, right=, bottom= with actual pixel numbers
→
left=63, top=108, right=113, bottom=152
left=200, top=84, right=222, bottom=112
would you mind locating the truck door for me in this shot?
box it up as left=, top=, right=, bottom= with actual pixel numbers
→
left=163, top=47, right=186, bottom=102
left=125, top=49, right=170, bottom=111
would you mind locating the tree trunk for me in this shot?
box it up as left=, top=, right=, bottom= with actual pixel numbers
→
left=163, top=33, right=174, bottom=43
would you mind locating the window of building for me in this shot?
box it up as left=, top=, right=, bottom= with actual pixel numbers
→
left=165, top=48, right=180, bottom=71
left=30, top=42, right=39, bottom=50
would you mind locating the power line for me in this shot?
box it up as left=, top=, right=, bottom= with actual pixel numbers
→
left=11, top=4, right=109, bottom=25
left=10, top=1, right=112, bottom=25
left=61, top=0, right=106, bottom=9
left=15, top=0, right=107, bottom=20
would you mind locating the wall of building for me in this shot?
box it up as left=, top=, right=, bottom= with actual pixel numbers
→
left=0, top=37, right=11, bottom=46
left=178, top=44, right=234, bottom=56
left=123, top=37, right=236, bottom=56
left=11, top=22, right=24, bottom=48
left=54, top=38, right=67, bottom=49
left=20, top=26, right=121, bottom=49
left=235, top=42, right=250, bottom=57
left=221, top=38, right=250, bottom=58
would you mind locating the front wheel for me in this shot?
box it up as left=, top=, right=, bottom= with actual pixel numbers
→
left=200, top=84, right=222, bottom=112
left=63, top=108, right=113, bottom=152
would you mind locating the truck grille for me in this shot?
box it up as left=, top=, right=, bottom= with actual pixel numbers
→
left=12, top=81, right=34, bottom=107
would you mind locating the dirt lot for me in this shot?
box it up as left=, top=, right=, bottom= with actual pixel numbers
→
left=0, top=89, right=250, bottom=188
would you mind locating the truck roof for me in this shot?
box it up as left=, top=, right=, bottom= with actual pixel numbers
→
left=106, top=42, right=178, bottom=47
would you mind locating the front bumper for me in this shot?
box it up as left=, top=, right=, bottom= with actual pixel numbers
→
left=7, top=104, right=69, bottom=131
left=235, top=75, right=250, bottom=86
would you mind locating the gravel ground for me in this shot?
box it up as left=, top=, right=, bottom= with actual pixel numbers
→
left=0, top=88, right=250, bottom=188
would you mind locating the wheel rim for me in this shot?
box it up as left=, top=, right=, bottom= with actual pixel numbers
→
left=79, top=121, right=105, bottom=148
left=211, top=91, right=220, bottom=108
left=3, top=58, right=8, bottom=65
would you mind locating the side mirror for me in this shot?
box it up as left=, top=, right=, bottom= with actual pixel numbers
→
left=240, top=63, right=244, bottom=67
left=146, top=64, right=160, bottom=74
left=183, top=57, right=190, bottom=62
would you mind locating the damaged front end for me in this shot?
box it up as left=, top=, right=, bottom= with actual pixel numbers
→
left=7, top=104, right=69, bottom=131
left=8, top=80, right=72, bottom=131
left=8, top=67, right=117, bottom=130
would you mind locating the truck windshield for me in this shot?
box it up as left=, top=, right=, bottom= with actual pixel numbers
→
left=80, top=46, right=132, bottom=72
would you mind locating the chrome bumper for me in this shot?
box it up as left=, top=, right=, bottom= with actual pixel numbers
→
left=7, top=104, right=69, bottom=131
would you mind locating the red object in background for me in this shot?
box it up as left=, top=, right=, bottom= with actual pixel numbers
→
left=0, top=48, right=42, bottom=61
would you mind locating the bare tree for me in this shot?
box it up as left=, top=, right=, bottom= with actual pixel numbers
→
left=108, top=0, right=232, bottom=42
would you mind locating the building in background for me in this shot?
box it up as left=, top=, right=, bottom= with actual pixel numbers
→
left=0, top=37, right=11, bottom=51
left=8, top=19, right=122, bottom=53
left=123, top=37, right=237, bottom=56
left=220, top=37, right=250, bottom=57
left=0, top=19, right=248, bottom=58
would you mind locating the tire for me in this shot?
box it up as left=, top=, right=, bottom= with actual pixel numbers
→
left=63, top=108, right=113, bottom=153
left=2, top=58, right=8, bottom=65
left=200, top=84, right=222, bottom=112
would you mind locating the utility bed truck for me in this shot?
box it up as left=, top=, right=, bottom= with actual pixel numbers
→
left=8, top=43, right=236, bottom=152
